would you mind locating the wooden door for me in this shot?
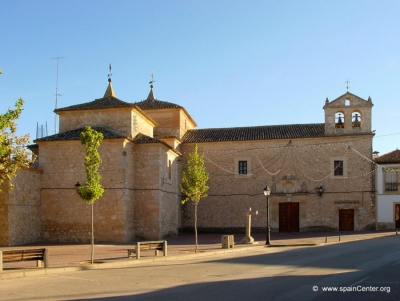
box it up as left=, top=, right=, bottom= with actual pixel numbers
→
left=395, top=204, right=400, bottom=229
left=279, top=203, right=299, bottom=232
left=339, top=209, right=354, bottom=231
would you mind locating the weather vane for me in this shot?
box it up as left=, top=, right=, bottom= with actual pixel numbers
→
left=108, top=63, right=112, bottom=82
left=149, top=72, right=155, bottom=88
left=345, top=79, right=350, bottom=91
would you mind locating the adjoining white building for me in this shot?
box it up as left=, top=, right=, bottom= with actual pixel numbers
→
left=375, top=149, right=400, bottom=229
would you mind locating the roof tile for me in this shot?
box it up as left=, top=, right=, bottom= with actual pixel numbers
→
left=34, top=127, right=126, bottom=142
left=374, top=149, right=400, bottom=164
left=182, top=124, right=327, bottom=142
left=55, top=96, right=135, bottom=112
left=135, top=99, right=182, bottom=110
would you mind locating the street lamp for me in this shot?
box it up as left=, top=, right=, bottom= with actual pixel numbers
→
left=263, top=186, right=271, bottom=245
left=316, top=186, right=324, bottom=197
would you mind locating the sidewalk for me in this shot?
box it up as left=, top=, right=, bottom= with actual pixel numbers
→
left=1, top=230, right=397, bottom=280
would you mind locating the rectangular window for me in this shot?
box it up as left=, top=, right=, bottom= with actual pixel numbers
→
left=334, top=160, right=343, bottom=176
left=238, top=161, right=247, bottom=175
left=384, top=169, right=399, bottom=192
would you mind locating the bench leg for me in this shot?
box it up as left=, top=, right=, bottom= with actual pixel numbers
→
left=43, top=249, right=49, bottom=268
left=136, top=243, right=140, bottom=260
left=163, top=241, right=167, bottom=257
left=37, top=260, right=42, bottom=268
left=0, top=251, right=3, bottom=271
left=128, top=250, right=134, bottom=258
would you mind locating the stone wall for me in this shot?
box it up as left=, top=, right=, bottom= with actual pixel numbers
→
left=58, top=108, right=155, bottom=138
left=159, top=150, right=181, bottom=238
left=38, top=139, right=135, bottom=243
left=59, top=108, right=132, bottom=137
left=142, top=108, right=195, bottom=139
left=133, top=144, right=162, bottom=240
left=133, top=144, right=181, bottom=240
left=324, top=93, right=373, bottom=136
left=0, top=181, right=10, bottom=246
left=0, top=168, right=41, bottom=246
left=181, top=135, right=374, bottom=232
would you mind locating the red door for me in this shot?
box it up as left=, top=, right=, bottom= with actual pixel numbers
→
left=339, top=209, right=354, bottom=231
left=279, top=203, right=299, bottom=232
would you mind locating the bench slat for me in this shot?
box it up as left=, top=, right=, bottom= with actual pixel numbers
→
left=127, top=241, right=167, bottom=259
left=1, top=249, right=48, bottom=270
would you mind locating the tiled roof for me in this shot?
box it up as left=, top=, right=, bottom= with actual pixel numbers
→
left=34, top=127, right=126, bottom=142
left=133, top=133, right=165, bottom=144
left=374, top=149, right=400, bottom=164
left=133, top=133, right=182, bottom=155
left=154, top=134, right=181, bottom=139
left=182, top=123, right=327, bottom=142
left=55, top=96, right=135, bottom=112
left=134, top=99, right=183, bottom=110
left=135, top=97, right=198, bottom=127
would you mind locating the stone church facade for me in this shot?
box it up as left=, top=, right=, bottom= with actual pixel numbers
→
left=0, top=80, right=376, bottom=246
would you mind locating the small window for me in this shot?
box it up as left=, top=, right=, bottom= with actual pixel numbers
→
left=345, top=99, right=350, bottom=106
left=238, top=161, right=247, bottom=175
left=168, top=160, right=172, bottom=180
left=334, top=160, right=343, bottom=176
left=384, top=168, right=399, bottom=192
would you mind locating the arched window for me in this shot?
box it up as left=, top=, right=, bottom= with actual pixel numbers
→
left=335, top=112, right=345, bottom=128
left=345, top=99, right=350, bottom=106
left=352, top=112, right=362, bottom=127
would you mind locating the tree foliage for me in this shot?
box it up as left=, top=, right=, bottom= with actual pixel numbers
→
left=78, top=126, right=104, bottom=204
left=0, top=98, right=35, bottom=191
left=180, top=144, right=209, bottom=252
left=180, top=144, right=209, bottom=204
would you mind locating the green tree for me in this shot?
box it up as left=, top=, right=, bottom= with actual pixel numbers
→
left=180, top=144, right=209, bottom=253
left=0, top=98, right=35, bottom=191
left=77, top=126, right=104, bottom=264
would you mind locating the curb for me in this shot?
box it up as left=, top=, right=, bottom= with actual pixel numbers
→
left=2, top=232, right=397, bottom=280
left=267, top=243, right=319, bottom=247
left=1, top=244, right=266, bottom=280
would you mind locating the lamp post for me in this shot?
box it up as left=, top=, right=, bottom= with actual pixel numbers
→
left=264, top=186, right=271, bottom=245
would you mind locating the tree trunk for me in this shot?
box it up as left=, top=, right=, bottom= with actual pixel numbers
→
left=195, top=202, right=198, bottom=253
left=91, top=203, right=94, bottom=264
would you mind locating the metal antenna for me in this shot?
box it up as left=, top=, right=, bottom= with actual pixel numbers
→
left=51, top=57, right=66, bottom=134
left=345, top=79, right=350, bottom=91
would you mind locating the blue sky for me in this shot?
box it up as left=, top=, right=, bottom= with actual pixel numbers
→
left=1, top=0, right=399, bottom=155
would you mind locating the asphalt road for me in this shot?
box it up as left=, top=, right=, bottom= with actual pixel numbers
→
left=1, top=236, right=399, bottom=301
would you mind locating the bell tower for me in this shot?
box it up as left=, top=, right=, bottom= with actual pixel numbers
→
left=323, top=92, right=373, bottom=135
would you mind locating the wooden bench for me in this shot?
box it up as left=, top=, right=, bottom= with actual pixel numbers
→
left=128, top=241, right=167, bottom=259
left=0, top=248, right=49, bottom=271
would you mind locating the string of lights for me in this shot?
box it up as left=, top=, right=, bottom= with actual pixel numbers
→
left=203, top=155, right=245, bottom=175
left=255, top=152, right=285, bottom=175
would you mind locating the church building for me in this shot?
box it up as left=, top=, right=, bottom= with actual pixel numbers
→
left=0, top=78, right=376, bottom=246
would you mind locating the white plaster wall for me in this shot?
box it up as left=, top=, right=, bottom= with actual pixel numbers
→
left=376, top=164, right=400, bottom=223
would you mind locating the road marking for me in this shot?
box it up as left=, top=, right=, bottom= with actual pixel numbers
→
left=350, top=276, right=370, bottom=287
left=367, top=281, right=400, bottom=284
left=54, top=275, right=96, bottom=281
